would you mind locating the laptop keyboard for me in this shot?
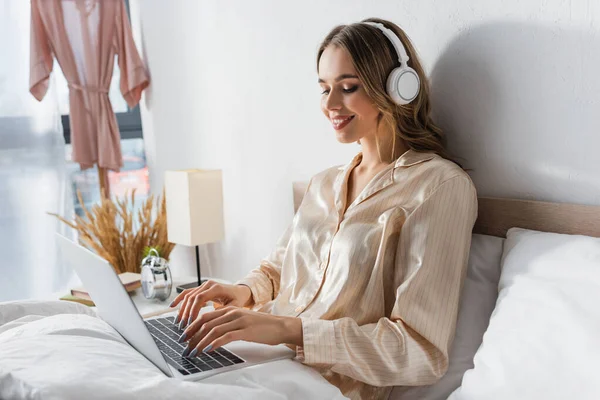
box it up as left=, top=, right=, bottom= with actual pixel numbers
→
left=144, top=316, right=245, bottom=376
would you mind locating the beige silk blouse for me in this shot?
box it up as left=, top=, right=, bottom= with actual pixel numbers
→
left=237, top=149, right=478, bottom=400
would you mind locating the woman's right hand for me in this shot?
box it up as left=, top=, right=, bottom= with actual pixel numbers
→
left=169, top=280, right=253, bottom=329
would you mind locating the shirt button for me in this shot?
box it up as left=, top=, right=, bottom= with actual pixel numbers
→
left=320, top=262, right=326, bottom=269
left=295, top=305, right=304, bottom=313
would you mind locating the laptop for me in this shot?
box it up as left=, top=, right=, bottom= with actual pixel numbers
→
left=56, top=233, right=295, bottom=381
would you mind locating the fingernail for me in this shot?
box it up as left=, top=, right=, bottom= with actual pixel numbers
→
left=169, top=301, right=175, bottom=307
left=179, top=320, right=186, bottom=330
left=203, top=344, right=212, bottom=353
left=182, top=345, right=190, bottom=357
left=174, top=316, right=180, bottom=324
left=188, top=348, right=198, bottom=358
left=178, top=332, right=187, bottom=343
left=187, top=316, right=193, bottom=326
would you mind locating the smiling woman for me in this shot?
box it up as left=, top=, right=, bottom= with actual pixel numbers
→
left=171, top=17, right=478, bottom=400
left=316, top=19, right=454, bottom=169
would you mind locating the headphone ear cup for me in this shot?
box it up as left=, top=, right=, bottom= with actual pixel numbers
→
left=386, top=67, right=420, bottom=105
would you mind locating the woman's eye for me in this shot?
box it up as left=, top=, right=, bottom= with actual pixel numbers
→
left=320, top=86, right=358, bottom=95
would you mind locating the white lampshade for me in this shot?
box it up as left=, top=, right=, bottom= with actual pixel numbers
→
left=164, top=169, right=225, bottom=246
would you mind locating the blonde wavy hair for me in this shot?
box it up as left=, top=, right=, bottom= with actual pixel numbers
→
left=317, top=17, right=462, bottom=168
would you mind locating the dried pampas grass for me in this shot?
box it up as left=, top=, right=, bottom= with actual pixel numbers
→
left=50, top=190, right=174, bottom=274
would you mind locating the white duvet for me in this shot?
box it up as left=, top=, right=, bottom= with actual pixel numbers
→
left=0, top=300, right=347, bottom=400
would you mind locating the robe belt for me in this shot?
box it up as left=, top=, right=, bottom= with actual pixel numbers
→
left=68, top=82, right=109, bottom=93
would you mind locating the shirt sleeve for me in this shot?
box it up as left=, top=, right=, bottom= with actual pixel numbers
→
left=296, top=175, right=478, bottom=387
left=236, top=178, right=313, bottom=308
left=29, top=0, right=54, bottom=101
left=115, top=0, right=149, bottom=108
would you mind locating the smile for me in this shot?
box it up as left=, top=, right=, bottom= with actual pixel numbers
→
left=332, top=115, right=355, bottom=130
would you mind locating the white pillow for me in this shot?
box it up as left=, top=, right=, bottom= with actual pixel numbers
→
left=0, top=300, right=96, bottom=328
left=391, top=233, right=504, bottom=400
left=450, top=227, right=600, bottom=400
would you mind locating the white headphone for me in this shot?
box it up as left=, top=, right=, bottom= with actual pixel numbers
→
left=363, top=22, right=420, bottom=105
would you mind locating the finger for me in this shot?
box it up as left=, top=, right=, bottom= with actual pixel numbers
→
left=181, top=306, right=233, bottom=342
left=199, top=329, right=245, bottom=355
left=181, top=313, right=239, bottom=357
left=189, top=322, right=244, bottom=357
left=179, top=286, right=224, bottom=329
left=182, top=296, right=208, bottom=331
left=186, top=296, right=205, bottom=326
left=172, top=282, right=211, bottom=324
left=170, top=287, right=193, bottom=314
left=179, top=292, right=199, bottom=330
left=176, top=282, right=218, bottom=327
left=183, top=308, right=239, bottom=348
left=187, top=287, right=224, bottom=324
left=174, top=286, right=204, bottom=325
left=170, top=280, right=209, bottom=307
left=173, top=288, right=197, bottom=324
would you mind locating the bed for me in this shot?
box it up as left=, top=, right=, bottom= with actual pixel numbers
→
left=2, top=184, right=600, bottom=400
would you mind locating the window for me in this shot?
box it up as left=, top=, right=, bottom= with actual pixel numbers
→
left=66, top=138, right=149, bottom=217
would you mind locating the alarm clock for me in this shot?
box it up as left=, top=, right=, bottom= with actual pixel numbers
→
left=140, top=248, right=172, bottom=301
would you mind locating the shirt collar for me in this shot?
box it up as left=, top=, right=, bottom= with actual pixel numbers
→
left=393, top=148, right=436, bottom=169
left=333, top=149, right=436, bottom=216
left=337, top=148, right=436, bottom=171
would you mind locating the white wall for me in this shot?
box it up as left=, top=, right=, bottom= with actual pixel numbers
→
left=129, top=0, right=600, bottom=281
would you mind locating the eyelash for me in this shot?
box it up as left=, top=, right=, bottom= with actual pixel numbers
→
left=321, top=86, right=358, bottom=95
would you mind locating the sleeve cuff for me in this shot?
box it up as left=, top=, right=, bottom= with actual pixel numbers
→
left=296, top=317, right=336, bottom=366
left=235, top=272, right=273, bottom=306
left=29, top=61, right=50, bottom=101
left=121, top=67, right=149, bottom=108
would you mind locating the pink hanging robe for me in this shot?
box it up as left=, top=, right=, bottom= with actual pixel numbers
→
left=30, top=0, right=149, bottom=171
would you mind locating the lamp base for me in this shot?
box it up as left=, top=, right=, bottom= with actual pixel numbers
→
left=175, top=280, right=208, bottom=294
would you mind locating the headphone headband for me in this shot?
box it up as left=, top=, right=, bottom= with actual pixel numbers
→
left=363, top=22, right=410, bottom=67
left=361, top=21, right=420, bottom=105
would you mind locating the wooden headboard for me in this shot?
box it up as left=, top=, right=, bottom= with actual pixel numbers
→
left=292, top=181, right=600, bottom=238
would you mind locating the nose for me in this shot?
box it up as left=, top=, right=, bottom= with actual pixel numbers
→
left=324, top=90, right=342, bottom=112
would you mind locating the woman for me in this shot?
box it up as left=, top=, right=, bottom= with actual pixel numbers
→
left=170, top=17, right=478, bottom=400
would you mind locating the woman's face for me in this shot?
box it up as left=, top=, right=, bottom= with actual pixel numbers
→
left=318, top=45, right=381, bottom=144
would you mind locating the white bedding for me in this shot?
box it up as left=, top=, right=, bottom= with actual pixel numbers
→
left=0, top=234, right=507, bottom=400
left=0, top=300, right=347, bottom=400
left=449, top=228, right=600, bottom=400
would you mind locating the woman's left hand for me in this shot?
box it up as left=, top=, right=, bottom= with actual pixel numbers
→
left=179, top=306, right=303, bottom=356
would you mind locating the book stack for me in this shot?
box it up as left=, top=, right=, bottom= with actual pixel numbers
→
left=60, top=272, right=141, bottom=307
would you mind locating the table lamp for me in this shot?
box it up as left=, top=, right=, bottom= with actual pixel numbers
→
left=164, top=169, right=224, bottom=291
